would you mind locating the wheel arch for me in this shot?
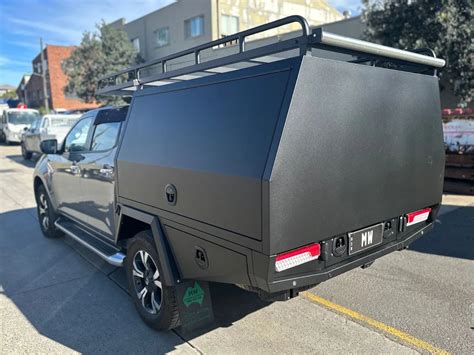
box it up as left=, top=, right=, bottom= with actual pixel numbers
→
left=117, top=205, right=179, bottom=287
left=33, top=176, right=45, bottom=202
left=33, top=176, right=43, bottom=189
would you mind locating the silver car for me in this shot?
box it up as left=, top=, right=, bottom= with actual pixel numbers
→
left=21, top=114, right=81, bottom=159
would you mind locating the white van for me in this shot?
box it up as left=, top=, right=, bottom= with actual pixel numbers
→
left=0, top=108, right=40, bottom=144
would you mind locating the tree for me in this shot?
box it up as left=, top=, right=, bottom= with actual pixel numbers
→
left=62, top=22, right=138, bottom=105
left=362, top=0, right=473, bottom=106
left=0, top=89, right=17, bottom=99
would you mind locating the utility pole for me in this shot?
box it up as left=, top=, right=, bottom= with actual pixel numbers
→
left=39, top=38, right=49, bottom=113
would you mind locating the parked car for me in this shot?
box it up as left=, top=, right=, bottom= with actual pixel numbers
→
left=63, top=108, right=92, bottom=115
left=51, top=108, right=67, bottom=114
left=33, top=16, right=445, bottom=331
left=0, top=100, right=9, bottom=117
left=0, top=108, right=40, bottom=144
left=21, top=114, right=81, bottom=159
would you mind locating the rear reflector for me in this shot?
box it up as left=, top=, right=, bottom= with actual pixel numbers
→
left=406, top=208, right=431, bottom=227
left=275, top=244, right=320, bottom=272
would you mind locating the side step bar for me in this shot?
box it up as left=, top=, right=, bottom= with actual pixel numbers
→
left=55, top=217, right=125, bottom=267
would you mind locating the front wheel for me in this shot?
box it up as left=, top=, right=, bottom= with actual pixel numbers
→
left=21, top=143, right=32, bottom=160
left=35, top=184, right=62, bottom=238
left=125, top=231, right=180, bottom=331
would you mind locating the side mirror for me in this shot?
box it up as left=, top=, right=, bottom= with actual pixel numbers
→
left=23, top=127, right=28, bottom=131
left=40, top=139, right=58, bottom=154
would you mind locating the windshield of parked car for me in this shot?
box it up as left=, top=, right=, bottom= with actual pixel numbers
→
left=48, top=116, right=80, bottom=128
left=7, top=111, right=40, bottom=125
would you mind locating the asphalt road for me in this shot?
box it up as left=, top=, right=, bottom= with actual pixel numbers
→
left=1, top=143, right=473, bottom=354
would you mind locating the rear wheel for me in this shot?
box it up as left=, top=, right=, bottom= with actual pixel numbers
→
left=125, top=231, right=180, bottom=331
left=21, top=143, right=32, bottom=160
left=35, top=184, right=62, bottom=238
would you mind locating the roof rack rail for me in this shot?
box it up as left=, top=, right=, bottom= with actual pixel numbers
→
left=97, top=15, right=445, bottom=96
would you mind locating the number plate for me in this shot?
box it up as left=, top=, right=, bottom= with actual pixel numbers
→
left=348, top=223, right=384, bottom=255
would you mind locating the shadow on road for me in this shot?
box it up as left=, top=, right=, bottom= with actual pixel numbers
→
left=0, top=207, right=271, bottom=353
left=5, top=153, right=38, bottom=168
left=410, top=204, right=474, bottom=260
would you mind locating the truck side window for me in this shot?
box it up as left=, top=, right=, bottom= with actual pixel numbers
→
left=91, top=122, right=121, bottom=151
left=64, top=116, right=93, bottom=152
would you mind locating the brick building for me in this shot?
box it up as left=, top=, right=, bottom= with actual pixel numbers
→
left=20, top=45, right=98, bottom=111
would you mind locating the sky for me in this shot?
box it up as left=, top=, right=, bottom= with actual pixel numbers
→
left=0, top=0, right=362, bottom=87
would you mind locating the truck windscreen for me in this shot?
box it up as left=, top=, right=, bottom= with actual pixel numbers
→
left=7, top=111, right=40, bottom=125
left=50, top=116, right=79, bottom=128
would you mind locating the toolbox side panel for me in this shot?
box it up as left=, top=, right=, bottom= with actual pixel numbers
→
left=164, top=225, right=251, bottom=285
left=269, top=56, right=444, bottom=254
left=117, top=68, right=292, bottom=240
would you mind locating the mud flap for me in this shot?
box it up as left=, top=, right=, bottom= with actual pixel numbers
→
left=176, top=280, right=214, bottom=333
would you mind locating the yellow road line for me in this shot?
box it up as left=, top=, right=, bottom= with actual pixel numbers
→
left=301, top=291, right=450, bottom=355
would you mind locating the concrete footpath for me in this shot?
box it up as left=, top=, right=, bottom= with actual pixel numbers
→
left=1, top=144, right=472, bottom=354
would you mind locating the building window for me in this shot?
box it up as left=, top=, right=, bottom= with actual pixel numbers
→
left=221, top=14, right=239, bottom=36
left=131, top=37, right=140, bottom=52
left=154, top=27, right=170, bottom=48
left=185, top=15, right=204, bottom=39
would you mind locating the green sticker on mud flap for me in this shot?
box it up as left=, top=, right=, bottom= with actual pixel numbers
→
left=182, top=281, right=205, bottom=307
left=176, top=280, right=214, bottom=333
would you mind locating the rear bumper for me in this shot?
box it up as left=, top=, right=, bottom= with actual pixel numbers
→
left=264, top=223, right=433, bottom=293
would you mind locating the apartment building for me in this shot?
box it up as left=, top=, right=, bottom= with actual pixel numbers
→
left=18, top=45, right=98, bottom=111
left=111, top=3, right=468, bottom=110
left=109, top=0, right=344, bottom=62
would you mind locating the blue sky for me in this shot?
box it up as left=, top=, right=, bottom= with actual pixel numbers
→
left=0, top=0, right=361, bottom=87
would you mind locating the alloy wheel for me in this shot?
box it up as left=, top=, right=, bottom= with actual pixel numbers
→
left=38, top=193, right=49, bottom=230
left=132, top=250, right=163, bottom=314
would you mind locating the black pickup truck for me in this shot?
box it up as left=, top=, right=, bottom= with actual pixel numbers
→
left=33, top=16, right=445, bottom=330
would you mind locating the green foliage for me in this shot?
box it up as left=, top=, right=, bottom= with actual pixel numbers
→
left=62, top=22, right=138, bottom=105
left=362, top=0, right=473, bottom=106
left=38, top=106, right=48, bottom=115
left=0, top=89, right=17, bottom=99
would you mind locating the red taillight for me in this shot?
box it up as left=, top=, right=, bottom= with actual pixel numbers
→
left=275, top=244, right=320, bottom=272
left=406, top=208, right=431, bottom=227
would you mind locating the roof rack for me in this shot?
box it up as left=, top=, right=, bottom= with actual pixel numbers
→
left=97, top=15, right=445, bottom=96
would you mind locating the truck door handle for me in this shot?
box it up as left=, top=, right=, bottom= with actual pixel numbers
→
left=100, top=165, right=114, bottom=175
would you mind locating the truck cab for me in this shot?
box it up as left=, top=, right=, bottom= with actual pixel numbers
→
left=34, top=107, right=126, bottom=236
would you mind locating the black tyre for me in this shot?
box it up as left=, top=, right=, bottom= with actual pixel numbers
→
left=21, top=143, right=32, bottom=160
left=125, top=231, right=180, bottom=331
left=35, top=184, right=62, bottom=238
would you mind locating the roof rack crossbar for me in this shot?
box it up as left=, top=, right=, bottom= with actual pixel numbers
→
left=310, top=28, right=445, bottom=69
left=97, top=16, right=445, bottom=96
